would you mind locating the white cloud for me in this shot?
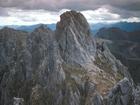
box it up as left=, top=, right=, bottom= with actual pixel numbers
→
left=0, top=8, right=62, bottom=25
left=81, top=8, right=121, bottom=23
left=0, top=7, right=140, bottom=26
left=122, top=17, right=140, bottom=22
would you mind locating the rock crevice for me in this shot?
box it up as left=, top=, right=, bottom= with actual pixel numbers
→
left=0, top=11, right=138, bottom=105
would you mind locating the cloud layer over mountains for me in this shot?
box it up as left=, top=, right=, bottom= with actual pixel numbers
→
left=1, top=0, right=140, bottom=11
left=0, top=0, right=140, bottom=25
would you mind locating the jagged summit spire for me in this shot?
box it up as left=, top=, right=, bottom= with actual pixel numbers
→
left=59, top=10, right=86, bottom=23
left=34, top=24, right=51, bottom=32
left=55, top=10, right=96, bottom=65
left=56, top=10, right=90, bottom=35
left=0, top=10, right=137, bottom=105
left=1, top=27, right=18, bottom=32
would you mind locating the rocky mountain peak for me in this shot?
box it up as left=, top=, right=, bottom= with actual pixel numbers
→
left=0, top=11, right=139, bottom=105
left=0, top=27, right=22, bottom=34
left=56, top=10, right=90, bottom=36
left=55, top=11, right=95, bottom=65
left=1, top=27, right=13, bottom=31
left=0, top=26, right=27, bottom=44
left=34, top=24, right=52, bottom=33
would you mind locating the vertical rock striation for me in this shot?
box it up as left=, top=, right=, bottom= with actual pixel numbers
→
left=0, top=11, right=138, bottom=105
left=56, top=11, right=96, bottom=66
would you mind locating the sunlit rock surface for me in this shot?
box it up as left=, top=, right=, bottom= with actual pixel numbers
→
left=0, top=11, right=139, bottom=105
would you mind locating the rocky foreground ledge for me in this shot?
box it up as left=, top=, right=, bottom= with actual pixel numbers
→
left=0, top=11, right=140, bottom=105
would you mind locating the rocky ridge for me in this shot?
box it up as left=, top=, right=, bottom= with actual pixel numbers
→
left=0, top=11, right=139, bottom=105
left=95, top=27, right=140, bottom=84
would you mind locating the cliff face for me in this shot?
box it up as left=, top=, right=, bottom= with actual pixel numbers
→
left=56, top=11, right=96, bottom=65
left=0, top=11, right=138, bottom=105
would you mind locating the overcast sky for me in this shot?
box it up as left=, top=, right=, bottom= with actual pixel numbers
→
left=0, top=0, right=140, bottom=25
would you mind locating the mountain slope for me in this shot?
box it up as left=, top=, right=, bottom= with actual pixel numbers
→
left=0, top=11, right=138, bottom=105
left=96, top=27, right=140, bottom=84
left=91, top=22, right=140, bottom=34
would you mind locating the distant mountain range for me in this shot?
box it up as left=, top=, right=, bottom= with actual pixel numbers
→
left=1, top=10, right=137, bottom=105
left=1, top=22, right=140, bottom=34
left=95, top=27, right=140, bottom=84
left=91, top=22, right=140, bottom=34
left=0, top=24, right=56, bottom=32
left=96, top=27, right=140, bottom=43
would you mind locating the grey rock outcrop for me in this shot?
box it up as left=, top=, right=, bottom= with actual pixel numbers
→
left=0, top=27, right=28, bottom=105
left=56, top=11, right=96, bottom=66
left=13, top=97, right=24, bottom=105
left=0, top=11, right=138, bottom=105
left=107, top=77, right=134, bottom=105
left=134, top=86, right=140, bottom=105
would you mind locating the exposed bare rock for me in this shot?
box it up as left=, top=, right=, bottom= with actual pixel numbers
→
left=134, top=86, right=140, bottom=105
left=107, top=78, right=134, bottom=105
left=56, top=10, right=96, bottom=66
left=13, top=97, right=24, bottom=105
left=0, top=11, right=138, bottom=105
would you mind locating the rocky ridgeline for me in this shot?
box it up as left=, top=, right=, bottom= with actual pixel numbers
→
left=0, top=11, right=139, bottom=105
left=95, top=27, right=140, bottom=84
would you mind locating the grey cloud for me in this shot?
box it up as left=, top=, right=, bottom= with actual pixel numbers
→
left=21, top=17, right=37, bottom=22
left=0, top=0, right=140, bottom=23
left=112, top=1, right=140, bottom=11
left=107, top=6, right=140, bottom=19
left=0, top=7, right=9, bottom=16
left=0, top=0, right=140, bottom=11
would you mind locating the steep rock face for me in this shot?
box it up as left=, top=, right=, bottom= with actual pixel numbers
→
left=0, top=28, right=28, bottom=105
left=55, top=11, right=132, bottom=104
left=107, top=78, right=134, bottom=105
left=0, top=26, right=65, bottom=105
left=0, top=11, right=137, bottom=105
left=134, top=86, right=140, bottom=105
left=56, top=11, right=96, bottom=65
